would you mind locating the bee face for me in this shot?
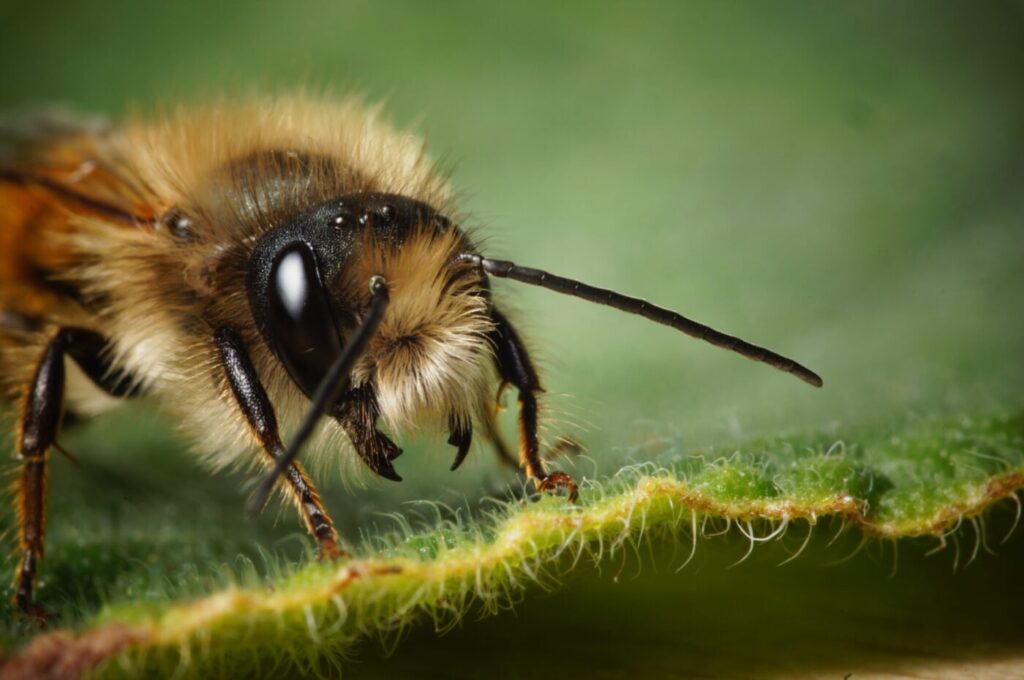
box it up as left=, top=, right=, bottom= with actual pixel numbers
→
left=246, top=191, right=491, bottom=428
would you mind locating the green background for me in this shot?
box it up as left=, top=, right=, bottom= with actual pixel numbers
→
left=1, top=2, right=1023, bottom=677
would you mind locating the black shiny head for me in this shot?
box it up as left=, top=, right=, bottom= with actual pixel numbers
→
left=247, top=192, right=453, bottom=399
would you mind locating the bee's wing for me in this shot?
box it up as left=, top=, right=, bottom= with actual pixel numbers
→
left=0, top=109, right=154, bottom=224
left=0, top=109, right=112, bottom=163
left=0, top=110, right=153, bottom=325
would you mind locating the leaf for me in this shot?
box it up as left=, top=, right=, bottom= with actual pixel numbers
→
left=3, top=411, right=1022, bottom=678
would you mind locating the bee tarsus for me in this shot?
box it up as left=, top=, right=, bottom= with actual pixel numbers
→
left=536, top=472, right=580, bottom=503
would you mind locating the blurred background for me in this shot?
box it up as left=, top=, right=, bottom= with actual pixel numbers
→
left=1, top=0, right=1023, bottom=671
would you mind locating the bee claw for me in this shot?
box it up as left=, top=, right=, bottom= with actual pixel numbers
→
left=536, top=471, right=579, bottom=502
left=448, top=418, right=472, bottom=471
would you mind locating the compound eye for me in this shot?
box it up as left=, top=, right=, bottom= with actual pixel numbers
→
left=267, top=243, right=345, bottom=397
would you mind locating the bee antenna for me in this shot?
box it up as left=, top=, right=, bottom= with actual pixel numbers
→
left=459, top=253, right=822, bottom=388
left=248, top=275, right=391, bottom=517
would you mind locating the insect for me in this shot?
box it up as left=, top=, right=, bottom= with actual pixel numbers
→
left=0, top=96, right=821, bottom=618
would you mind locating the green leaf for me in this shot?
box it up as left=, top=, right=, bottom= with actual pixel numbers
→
left=3, top=411, right=1023, bottom=678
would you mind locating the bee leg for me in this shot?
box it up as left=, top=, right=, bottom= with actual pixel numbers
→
left=488, top=307, right=579, bottom=502
left=11, top=327, right=142, bottom=618
left=334, top=386, right=403, bottom=481
left=12, top=332, right=68, bottom=618
left=214, top=327, right=342, bottom=560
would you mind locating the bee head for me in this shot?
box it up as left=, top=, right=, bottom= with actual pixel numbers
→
left=246, top=192, right=492, bottom=428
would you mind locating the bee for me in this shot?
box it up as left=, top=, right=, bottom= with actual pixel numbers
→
left=0, top=95, right=821, bottom=618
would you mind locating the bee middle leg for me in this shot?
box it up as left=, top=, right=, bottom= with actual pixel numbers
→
left=487, top=307, right=578, bottom=501
left=214, top=327, right=341, bottom=559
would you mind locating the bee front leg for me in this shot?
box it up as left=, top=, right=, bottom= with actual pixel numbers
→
left=214, top=327, right=342, bottom=559
left=487, top=307, right=578, bottom=502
